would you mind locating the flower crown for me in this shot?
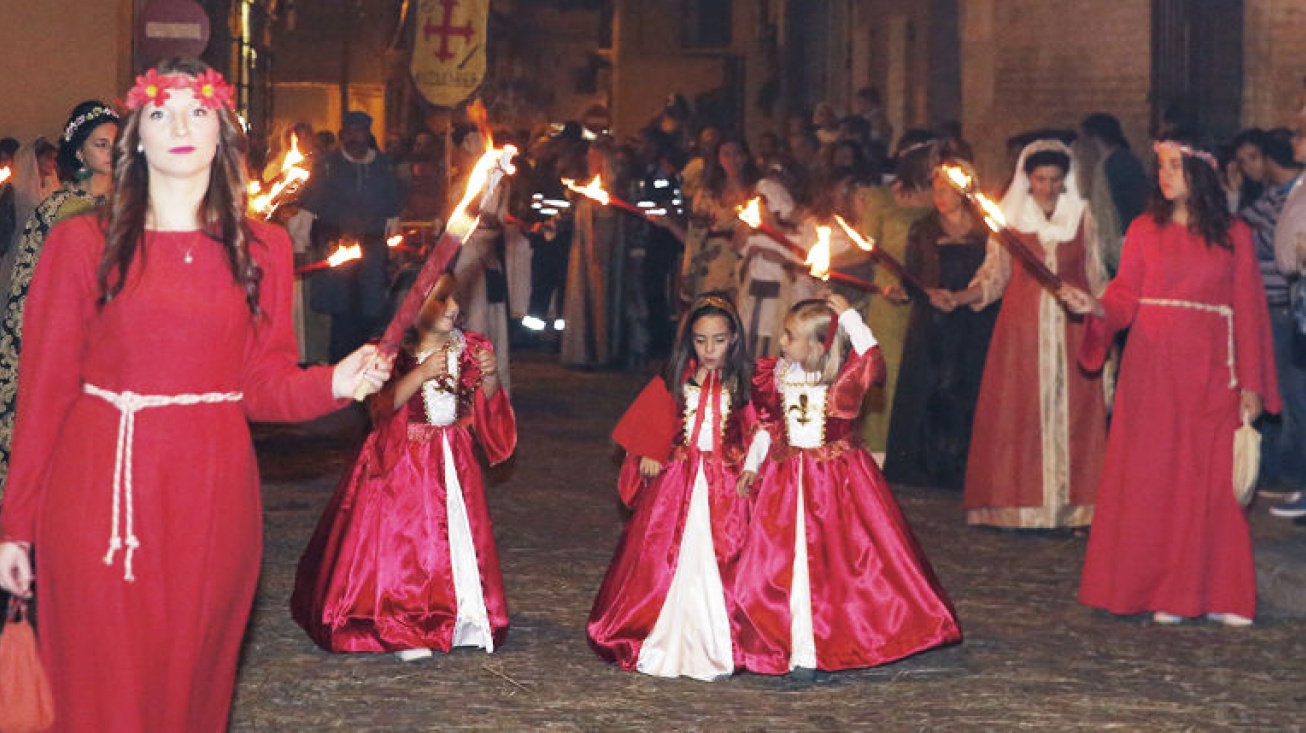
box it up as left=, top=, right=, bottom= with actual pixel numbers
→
left=63, top=105, right=120, bottom=143
left=1153, top=140, right=1219, bottom=171
left=124, top=68, right=235, bottom=111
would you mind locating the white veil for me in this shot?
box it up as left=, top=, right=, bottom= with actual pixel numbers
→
left=1000, top=139, right=1087, bottom=246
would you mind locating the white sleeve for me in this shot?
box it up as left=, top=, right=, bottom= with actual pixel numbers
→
left=743, top=428, right=772, bottom=473
left=839, top=309, right=878, bottom=355
left=758, top=177, right=796, bottom=221
left=967, top=235, right=1012, bottom=308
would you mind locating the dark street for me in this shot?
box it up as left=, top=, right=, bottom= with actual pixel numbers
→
left=232, top=353, right=1306, bottom=732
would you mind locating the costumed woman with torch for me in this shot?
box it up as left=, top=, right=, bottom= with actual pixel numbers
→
left=936, top=139, right=1109, bottom=530
left=880, top=158, right=999, bottom=491
left=0, top=59, right=392, bottom=731
left=851, top=137, right=938, bottom=456
left=1061, top=140, right=1279, bottom=626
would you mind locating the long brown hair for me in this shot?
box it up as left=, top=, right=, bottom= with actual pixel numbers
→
left=1147, top=139, right=1234, bottom=250
left=100, top=57, right=262, bottom=313
left=664, top=292, right=752, bottom=410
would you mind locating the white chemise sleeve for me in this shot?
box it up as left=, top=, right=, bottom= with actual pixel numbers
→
left=839, top=309, right=878, bottom=356
left=743, top=428, right=772, bottom=473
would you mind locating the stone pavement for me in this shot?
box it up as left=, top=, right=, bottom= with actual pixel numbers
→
left=231, top=353, right=1306, bottom=732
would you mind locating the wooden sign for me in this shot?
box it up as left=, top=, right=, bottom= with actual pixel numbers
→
left=411, top=0, right=488, bottom=107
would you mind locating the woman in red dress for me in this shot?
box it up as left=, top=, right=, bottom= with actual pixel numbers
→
left=293, top=273, right=517, bottom=660
left=941, top=140, right=1109, bottom=529
left=735, top=295, right=961, bottom=675
left=1061, top=141, right=1280, bottom=625
left=0, top=59, right=390, bottom=732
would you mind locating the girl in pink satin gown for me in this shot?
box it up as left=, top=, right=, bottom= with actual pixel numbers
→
left=589, top=293, right=769, bottom=680
left=735, top=295, right=962, bottom=674
left=292, top=273, right=517, bottom=661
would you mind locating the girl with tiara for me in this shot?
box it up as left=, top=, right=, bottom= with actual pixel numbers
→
left=734, top=294, right=961, bottom=675
left=293, top=272, right=517, bottom=660
left=589, top=292, right=769, bottom=680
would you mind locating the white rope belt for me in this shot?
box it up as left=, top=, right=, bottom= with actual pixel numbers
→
left=83, top=383, right=244, bottom=581
left=1138, top=298, right=1237, bottom=388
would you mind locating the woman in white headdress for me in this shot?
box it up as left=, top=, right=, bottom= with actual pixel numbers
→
left=934, top=139, right=1109, bottom=529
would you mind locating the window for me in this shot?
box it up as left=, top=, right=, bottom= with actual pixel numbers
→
left=682, top=0, right=732, bottom=50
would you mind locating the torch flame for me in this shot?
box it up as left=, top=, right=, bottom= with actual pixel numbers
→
left=736, top=197, right=764, bottom=229
left=974, top=193, right=1007, bottom=231
left=447, top=143, right=519, bottom=240
left=0, top=166, right=13, bottom=185
left=283, top=133, right=305, bottom=170
left=833, top=215, right=875, bottom=252
left=249, top=133, right=312, bottom=217
left=326, top=243, right=363, bottom=268
left=562, top=175, right=611, bottom=206
left=940, top=163, right=974, bottom=194
left=387, top=234, right=404, bottom=248
left=806, top=225, right=832, bottom=281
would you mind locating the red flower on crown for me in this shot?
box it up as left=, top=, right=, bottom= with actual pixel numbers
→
left=123, top=68, right=236, bottom=112
left=124, top=69, right=182, bottom=110
left=191, top=70, right=235, bottom=111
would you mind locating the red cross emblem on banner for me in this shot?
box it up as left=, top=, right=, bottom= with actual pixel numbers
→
left=423, top=0, right=475, bottom=62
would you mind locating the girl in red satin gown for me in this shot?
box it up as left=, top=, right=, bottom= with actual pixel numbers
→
left=735, top=295, right=961, bottom=674
left=292, top=273, right=517, bottom=660
left=589, top=293, right=769, bottom=680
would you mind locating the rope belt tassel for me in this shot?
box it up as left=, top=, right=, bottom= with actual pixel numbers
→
left=83, top=384, right=243, bottom=581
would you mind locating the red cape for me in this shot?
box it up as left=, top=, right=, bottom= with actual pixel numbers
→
left=611, top=376, right=679, bottom=464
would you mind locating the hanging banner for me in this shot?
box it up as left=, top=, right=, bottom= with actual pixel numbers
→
left=411, top=0, right=488, bottom=107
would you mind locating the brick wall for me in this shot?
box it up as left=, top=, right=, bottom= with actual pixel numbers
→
left=0, top=0, right=134, bottom=143
left=1243, top=0, right=1306, bottom=129
left=611, top=0, right=733, bottom=136
left=960, top=0, right=1152, bottom=190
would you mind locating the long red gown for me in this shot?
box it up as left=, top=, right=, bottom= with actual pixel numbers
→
left=588, top=373, right=757, bottom=679
left=0, top=215, right=342, bottom=732
left=1078, top=218, right=1280, bottom=619
left=964, top=223, right=1108, bottom=528
left=735, top=345, right=962, bottom=674
left=292, top=331, right=516, bottom=652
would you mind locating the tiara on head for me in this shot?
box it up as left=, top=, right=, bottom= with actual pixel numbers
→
left=1023, top=138, right=1071, bottom=156
left=1153, top=140, right=1218, bottom=171
left=895, top=139, right=936, bottom=158
left=124, top=68, right=235, bottom=111
left=693, top=294, right=737, bottom=315
left=63, top=105, right=120, bottom=143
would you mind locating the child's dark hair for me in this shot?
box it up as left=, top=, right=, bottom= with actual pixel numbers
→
left=664, top=292, right=752, bottom=409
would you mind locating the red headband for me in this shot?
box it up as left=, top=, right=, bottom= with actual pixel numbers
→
left=124, top=69, right=235, bottom=111
left=824, top=311, right=840, bottom=348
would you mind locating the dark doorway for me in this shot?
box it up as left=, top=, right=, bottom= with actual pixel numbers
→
left=1151, top=0, right=1244, bottom=144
